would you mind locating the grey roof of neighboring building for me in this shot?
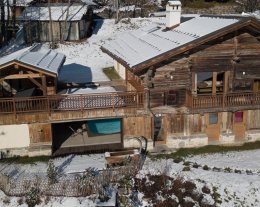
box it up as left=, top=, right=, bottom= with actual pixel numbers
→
left=102, top=16, right=242, bottom=68
left=0, top=44, right=66, bottom=75
left=22, top=4, right=89, bottom=21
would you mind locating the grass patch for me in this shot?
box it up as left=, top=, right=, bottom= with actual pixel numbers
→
left=0, top=156, right=51, bottom=164
left=150, top=141, right=260, bottom=160
left=103, top=67, right=121, bottom=80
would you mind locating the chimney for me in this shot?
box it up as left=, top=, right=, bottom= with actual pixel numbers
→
left=166, top=0, right=182, bottom=28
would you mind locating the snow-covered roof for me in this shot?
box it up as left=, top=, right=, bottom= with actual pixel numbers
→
left=22, top=4, right=89, bottom=21
left=242, top=10, right=260, bottom=20
left=4, top=0, right=32, bottom=6
left=0, top=44, right=66, bottom=75
left=168, top=0, right=182, bottom=6
left=102, top=16, right=241, bottom=68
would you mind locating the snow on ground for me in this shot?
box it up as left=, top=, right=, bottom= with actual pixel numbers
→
left=1, top=149, right=260, bottom=206
left=0, top=154, right=105, bottom=179
left=188, top=149, right=260, bottom=171
left=55, top=18, right=165, bottom=83
left=139, top=149, right=260, bottom=207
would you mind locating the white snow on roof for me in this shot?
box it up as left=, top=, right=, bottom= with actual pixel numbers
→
left=0, top=44, right=65, bottom=74
left=4, top=0, right=32, bottom=6
left=22, top=4, right=88, bottom=21
left=168, top=0, right=182, bottom=6
left=102, top=16, right=240, bottom=68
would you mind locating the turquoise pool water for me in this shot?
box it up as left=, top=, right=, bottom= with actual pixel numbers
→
left=87, top=118, right=121, bottom=135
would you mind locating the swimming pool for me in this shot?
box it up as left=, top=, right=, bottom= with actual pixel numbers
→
left=87, top=118, right=121, bottom=135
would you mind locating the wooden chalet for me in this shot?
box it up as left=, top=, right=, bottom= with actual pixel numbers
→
left=101, top=1, right=260, bottom=148
left=0, top=44, right=149, bottom=157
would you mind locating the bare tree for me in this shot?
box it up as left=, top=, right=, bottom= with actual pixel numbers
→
left=238, top=0, right=259, bottom=12
left=6, top=0, right=10, bottom=41
left=0, top=0, right=5, bottom=45
left=245, top=0, right=259, bottom=12
left=12, top=0, right=16, bottom=37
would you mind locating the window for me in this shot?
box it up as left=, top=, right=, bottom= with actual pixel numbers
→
left=209, top=113, right=218, bottom=125
left=166, top=90, right=177, bottom=105
left=197, top=72, right=212, bottom=94
left=234, top=112, right=243, bottom=123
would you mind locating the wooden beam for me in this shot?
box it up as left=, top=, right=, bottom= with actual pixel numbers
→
left=224, top=71, right=230, bottom=94
left=28, top=77, right=44, bottom=91
left=192, top=72, right=196, bottom=94
left=0, top=74, right=42, bottom=82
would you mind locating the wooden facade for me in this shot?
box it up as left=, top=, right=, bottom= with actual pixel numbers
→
left=1, top=17, right=260, bottom=157
left=138, top=19, right=260, bottom=144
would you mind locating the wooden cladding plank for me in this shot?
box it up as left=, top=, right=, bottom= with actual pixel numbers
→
left=123, top=116, right=152, bottom=139
left=29, top=123, right=52, bottom=144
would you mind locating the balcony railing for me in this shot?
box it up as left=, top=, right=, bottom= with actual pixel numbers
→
left=0, top=91, right=144, bottom=115
left=187, top=91, right=260, bottom=111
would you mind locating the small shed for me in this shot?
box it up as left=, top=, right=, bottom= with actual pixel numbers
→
left=0, top=44, right=65, bottom=97
left=22, top=3, right=93, bottom=43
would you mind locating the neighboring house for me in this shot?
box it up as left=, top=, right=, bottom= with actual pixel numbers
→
left=2, top=0, right=32, bottom=19
left=101, top=0, right=260, bottom=149
left=21, top=3, right=93, bottom=43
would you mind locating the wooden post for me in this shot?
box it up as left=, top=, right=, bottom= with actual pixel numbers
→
left=112, top=93, right=115, bottom=111
left=192, top=72, right=197, bottom=94
left=212, top=72, right=217, bottom=95
left=41, top=76, right=47, bottom=96
left=224, top=71, right=229, bottom=94
left=12, top=98, right=16, bottom=117
left=47, top=97, right=51, bottom=116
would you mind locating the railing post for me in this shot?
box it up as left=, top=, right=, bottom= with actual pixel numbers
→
left=12, top=99, right=16, bottom=117
left=112, top=93, right=115, bottom=111
left=47, top=97, right=50, bottom=116
left=222, top=93, right=225, bottom=109
left=80, top=95, right=83, bottom=113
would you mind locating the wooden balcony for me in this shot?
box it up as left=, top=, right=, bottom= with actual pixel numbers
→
left=0, top=91, right=145, bottom=124
left=188, top=91, right=260, bottom=113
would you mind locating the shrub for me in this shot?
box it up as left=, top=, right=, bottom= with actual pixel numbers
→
left=173, top=157, right=183, bottom=163
left=203, top=165, right=210, bottom=171
left=25, top=187, right=41, bottom=207
left=246, top=170, right=253, bottom=175
left=3, top=196, right=10, bottom=205
left=192, top=163, right=200, bottom=168
left=224, top=167, right=232, bottom=173
left=183, top=161, right=191, bottom=166
left=47, top=160, right=58, bottom=185
left=234, top=169, right=242, bottom=174
left=202, top=185, right=211, bottom=194
left=183, top=166, right=191, bottom=171
left=212, top=167, right=221, bottom=172
left=17, top=197, right=24, bottom=206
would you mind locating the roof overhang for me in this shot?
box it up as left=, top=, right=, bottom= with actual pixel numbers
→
left=0, top=60, right=58, bottom=78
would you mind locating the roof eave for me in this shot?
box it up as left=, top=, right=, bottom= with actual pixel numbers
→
left=100, top=46, right=132, bottom=71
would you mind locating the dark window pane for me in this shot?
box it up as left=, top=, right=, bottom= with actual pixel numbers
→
left=209, top=113, right=218, bottom=125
